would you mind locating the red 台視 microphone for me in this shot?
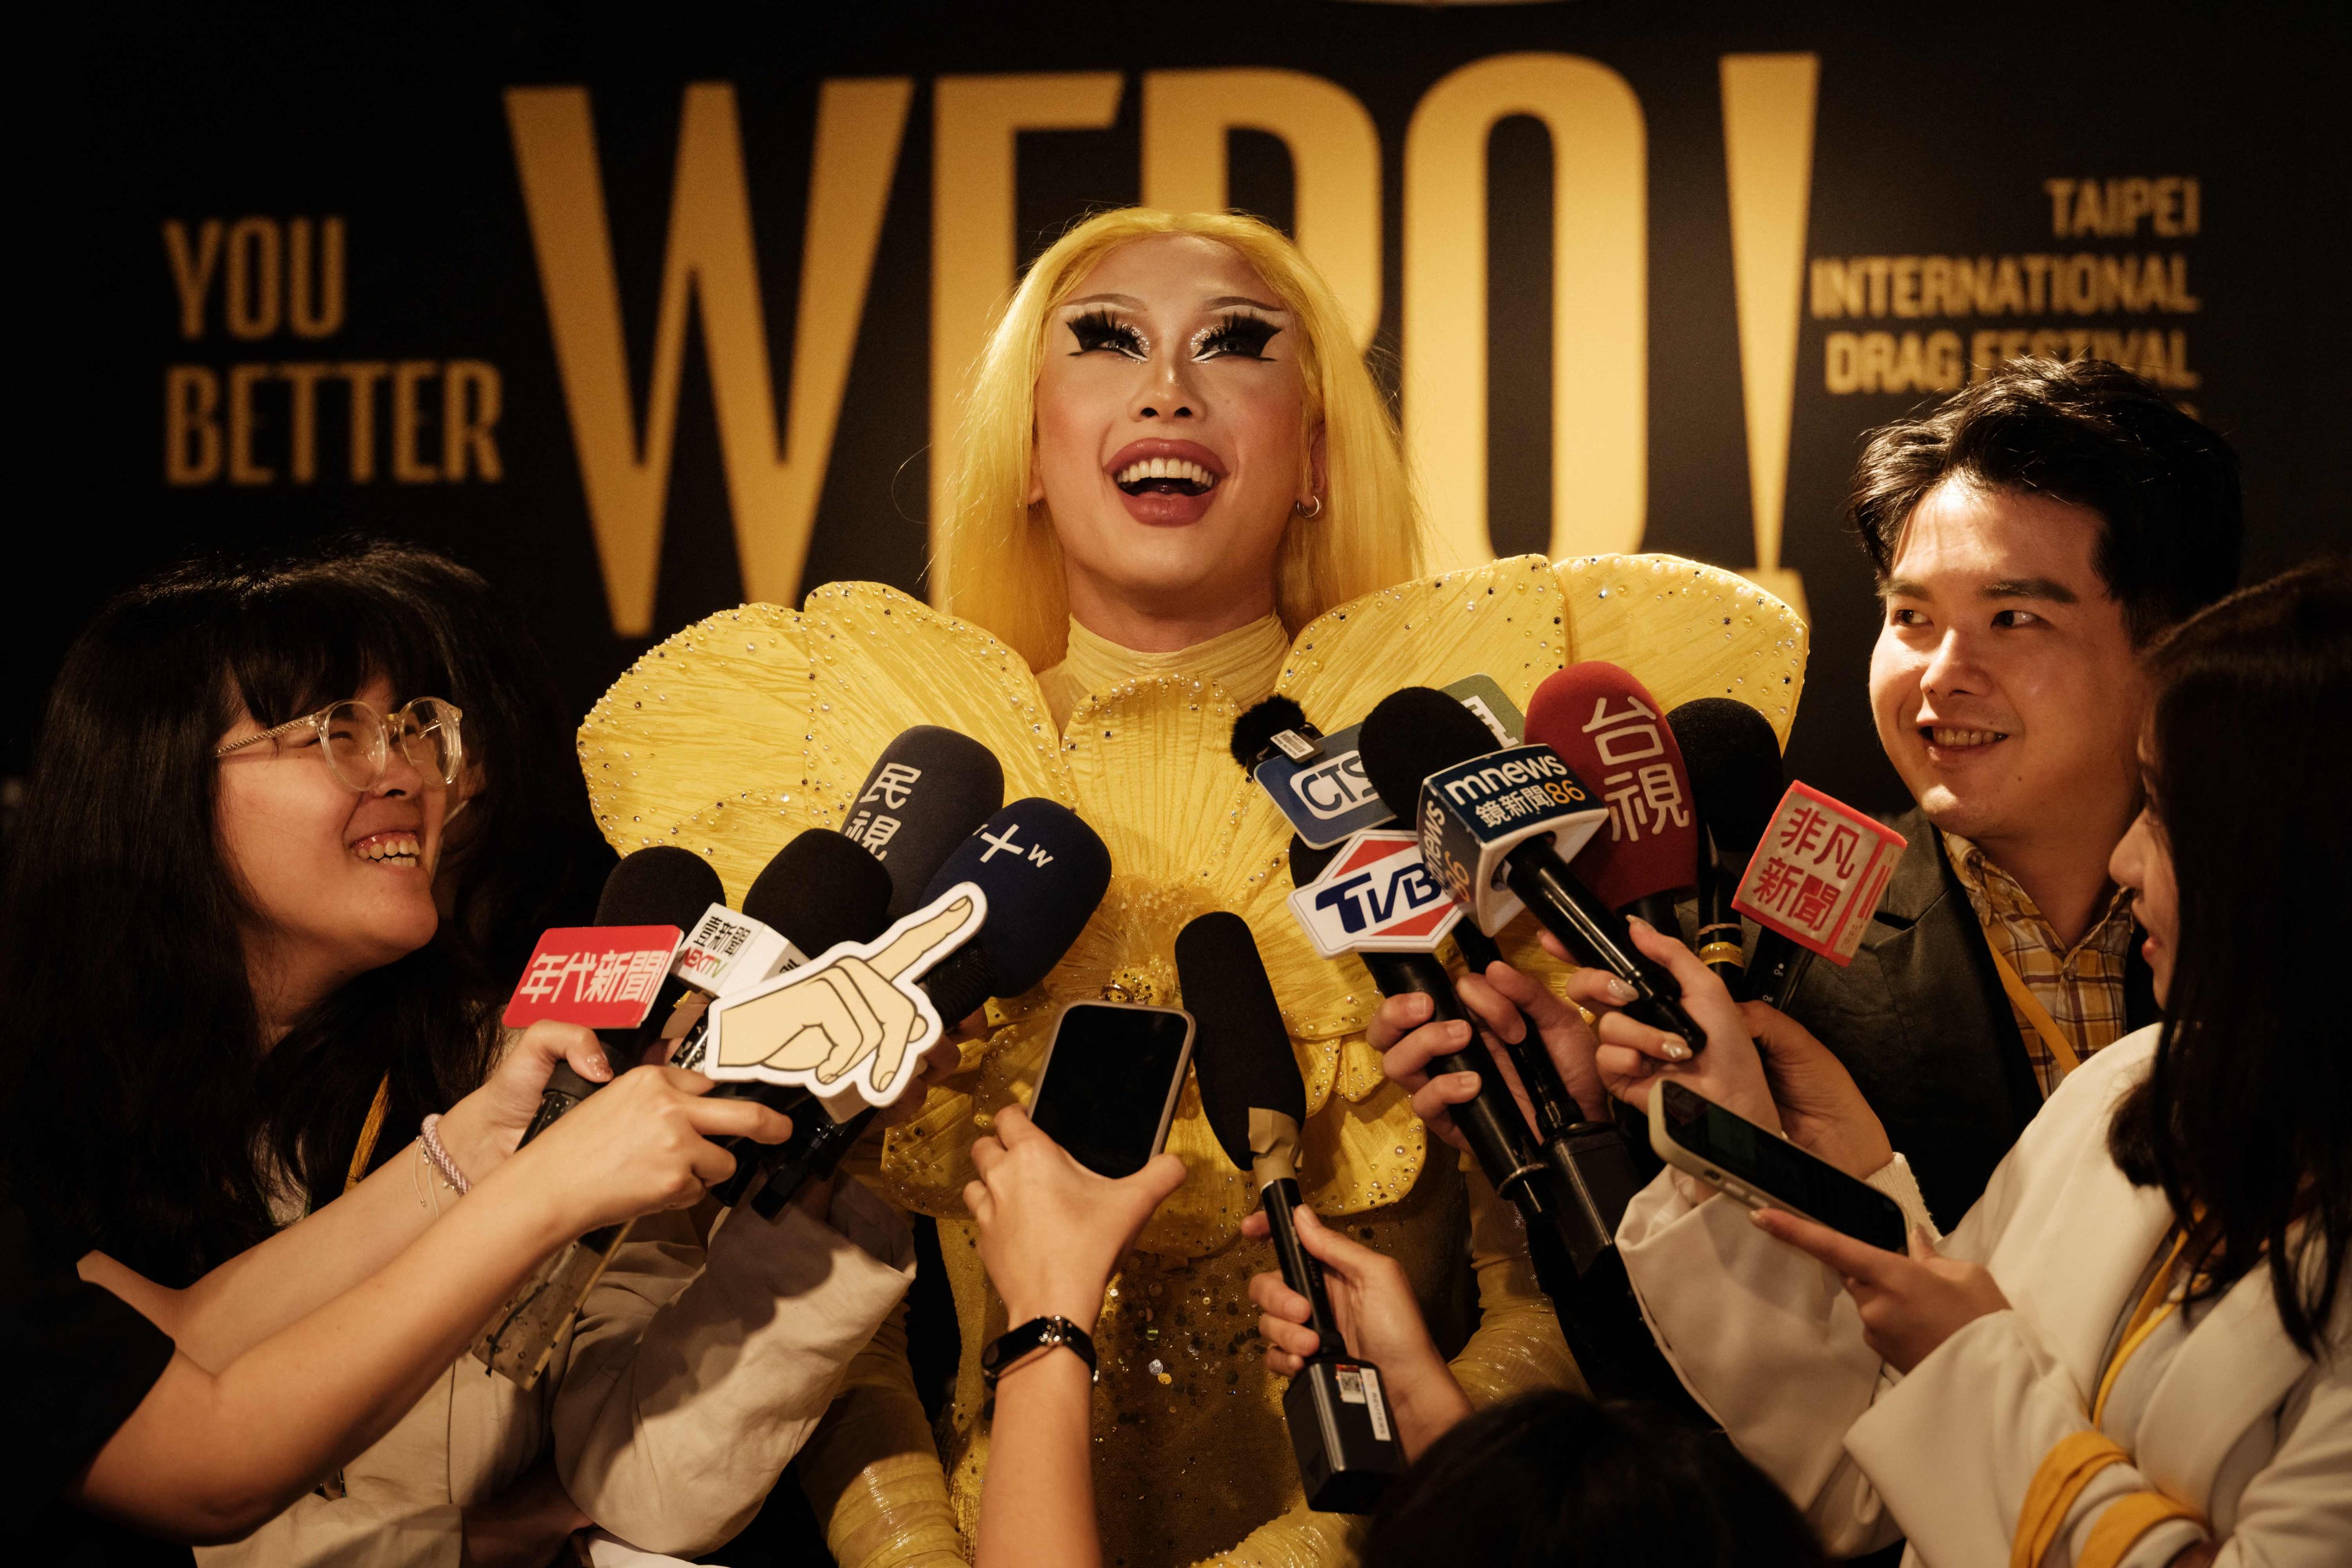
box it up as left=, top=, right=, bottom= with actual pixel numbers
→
left=1523, top=662, right=1698, bottom=933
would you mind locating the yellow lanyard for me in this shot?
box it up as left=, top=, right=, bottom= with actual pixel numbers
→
left=2092, top=1228, right=2191, bottom=1428
left=1987, top=943, right=2083, bottom=1080
left=341, top=1074, right=392, bottom=1195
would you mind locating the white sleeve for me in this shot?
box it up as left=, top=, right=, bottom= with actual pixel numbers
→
left=1616, top=1167, right=1902, bottom=1557
left=553, top=1180, right=917, bottom=1556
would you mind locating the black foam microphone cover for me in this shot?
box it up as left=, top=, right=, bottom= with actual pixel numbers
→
left=1176, top=912, right=1304, bottom=1172
left=1665, top=698, right=1784, bottom=863
left=1229, top=695, right=1313, bottom=770
left=1358, top=686, right=1505, bottom=817
left=917, top=797, right=1113, bottom=1022
left=742, top=828, right=895, bottom=957
left=844, top=726, right=1006, bottom=919
left=593, top=844, right=726, bottom=930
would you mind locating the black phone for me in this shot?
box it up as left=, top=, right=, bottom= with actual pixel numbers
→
left=1648, top=1079, right=1909, bottom=1253
left=1028, top=1001, right=1196, bottom=1177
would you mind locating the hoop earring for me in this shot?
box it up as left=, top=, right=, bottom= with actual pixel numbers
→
left=1293, top=495, right=1323, bottom=520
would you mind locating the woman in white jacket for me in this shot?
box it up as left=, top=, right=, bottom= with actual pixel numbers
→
left=1269, top=561, right=2350, bottom=1567
left=1587, top=560, right=2351, bottom=1567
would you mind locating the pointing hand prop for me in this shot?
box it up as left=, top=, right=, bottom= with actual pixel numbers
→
left=707, top=884, right=985, bottom=1106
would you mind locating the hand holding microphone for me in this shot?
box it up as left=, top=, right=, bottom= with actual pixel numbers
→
left=503, top=1065, right=795, bottom=1232
left=1368, top=963, right=1624, bottom=1153
left=1242, top=1203, right=1471, bottom=1463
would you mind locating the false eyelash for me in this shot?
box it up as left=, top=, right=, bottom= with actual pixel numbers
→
left=1196, top=311, right=1280, bottom=360
left=1068, top=308, right=1147, bottom=358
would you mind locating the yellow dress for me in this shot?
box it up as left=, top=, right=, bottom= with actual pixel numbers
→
left=579, top=553, right=1807, bottom=1567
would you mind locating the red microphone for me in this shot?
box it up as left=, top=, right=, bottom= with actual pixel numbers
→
left=1523, top=662, right=1699, bottom=930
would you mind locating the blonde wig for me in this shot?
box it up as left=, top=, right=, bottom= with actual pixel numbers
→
left=936, top=208, right=1427, bottom=673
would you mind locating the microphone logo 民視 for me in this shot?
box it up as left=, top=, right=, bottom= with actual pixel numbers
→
left=843, top=760, right=922, bottom=858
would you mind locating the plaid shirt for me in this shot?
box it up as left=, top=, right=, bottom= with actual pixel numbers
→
left=1943, top=832, right=2137, bottom=1099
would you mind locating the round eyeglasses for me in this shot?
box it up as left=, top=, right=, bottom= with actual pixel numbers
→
left=214, top=697, right=466, bottom=793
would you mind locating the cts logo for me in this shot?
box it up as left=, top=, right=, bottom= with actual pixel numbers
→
left=1289, top=751, right=1379, bottom=820
left=1286, top=830, right=1463, bottom=957
left=1250, top=675, right=1531, bottom=849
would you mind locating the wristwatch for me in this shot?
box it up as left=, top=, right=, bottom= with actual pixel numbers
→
left=982, top=1314, right=1098, bottom=1389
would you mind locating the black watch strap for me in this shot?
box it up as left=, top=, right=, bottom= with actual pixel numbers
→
left=982, top=1315, right=1098, bottom=1388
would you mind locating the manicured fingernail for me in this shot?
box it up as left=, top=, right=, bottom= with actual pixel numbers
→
left=1663, top=1039, right=1693, bottom=1061
left=1407, top=993, right=1432, bottom=1018
left=1606, top=978, right=1636, bottom=1003
left=1628, top=916, right=1652, bottom=933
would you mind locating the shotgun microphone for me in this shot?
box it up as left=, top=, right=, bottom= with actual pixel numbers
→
left=1180, top=912, right=1404, bottom=1513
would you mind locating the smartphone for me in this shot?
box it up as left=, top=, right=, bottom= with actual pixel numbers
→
left=1648, top=1079, right=1908, bottom=1253
left=1028, top=1001, right=1196, bottom=1177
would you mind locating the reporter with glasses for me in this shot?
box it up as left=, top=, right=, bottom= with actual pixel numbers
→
left=3, top=547, right=901, bottom=1566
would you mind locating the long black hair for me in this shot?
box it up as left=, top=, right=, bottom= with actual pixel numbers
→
left=2109, top=557, right=2352, bottom=1356
left=0, top=544, right=519, bottom=1283
left=1362, top=1392, right=1826, bottom=1568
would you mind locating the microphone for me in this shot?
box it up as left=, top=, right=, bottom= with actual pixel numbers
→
left=512, top=846, right=726, bottom=1143
left=1285, top=836, right=1546, bottom=1210
left=1524, top=662, right=1700, bottom=934
left=742, top=797, right=1114, bottom=1219
left=673, top=829, right=898, bottom=1076
left=841, top=725, right=1007, bottom=920
left=1358, top=688, right=1704, bottom=1051
left=1179, top=911, right=1403, bottom=1513
left=1664, top=698, right=1785, bottom=994
left=1229, top=694, right=1324, bottom=771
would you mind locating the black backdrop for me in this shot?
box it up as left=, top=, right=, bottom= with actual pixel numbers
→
left=24, top=0, right=2349, bottom=831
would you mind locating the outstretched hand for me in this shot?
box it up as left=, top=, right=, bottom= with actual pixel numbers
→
left=1749, top=1208, right=2009, bottom=1373
left=1568, top=919, right=1781, bottom=1133
left=964, top=1104, right=1185, bottom=1331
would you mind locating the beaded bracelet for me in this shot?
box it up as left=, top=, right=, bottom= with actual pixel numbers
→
left=418, top=1114, right=472, bottom=1195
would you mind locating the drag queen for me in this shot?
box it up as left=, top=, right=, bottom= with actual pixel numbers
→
left=579, top=208, right=1806, bottom=1565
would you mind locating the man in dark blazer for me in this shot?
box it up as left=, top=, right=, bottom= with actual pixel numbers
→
left=1777, top=357, right=2241, bottom=1228
left=1779, top=806, right=2161, bottom=1229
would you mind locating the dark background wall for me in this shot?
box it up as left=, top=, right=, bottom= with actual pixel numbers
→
left=24, top=0, right=2347, bottom=835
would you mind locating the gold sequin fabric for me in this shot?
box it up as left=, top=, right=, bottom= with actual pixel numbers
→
left=578, top=554, right=1808, bottom=1565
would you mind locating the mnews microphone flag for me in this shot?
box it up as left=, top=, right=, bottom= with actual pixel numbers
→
left=1357, top=687, right=1702, bottom=1051
left=1179, top=911, right=1404, bottom=1514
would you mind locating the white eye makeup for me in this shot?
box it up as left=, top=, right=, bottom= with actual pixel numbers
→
left=1060, top=303, right=1287, bottom=363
